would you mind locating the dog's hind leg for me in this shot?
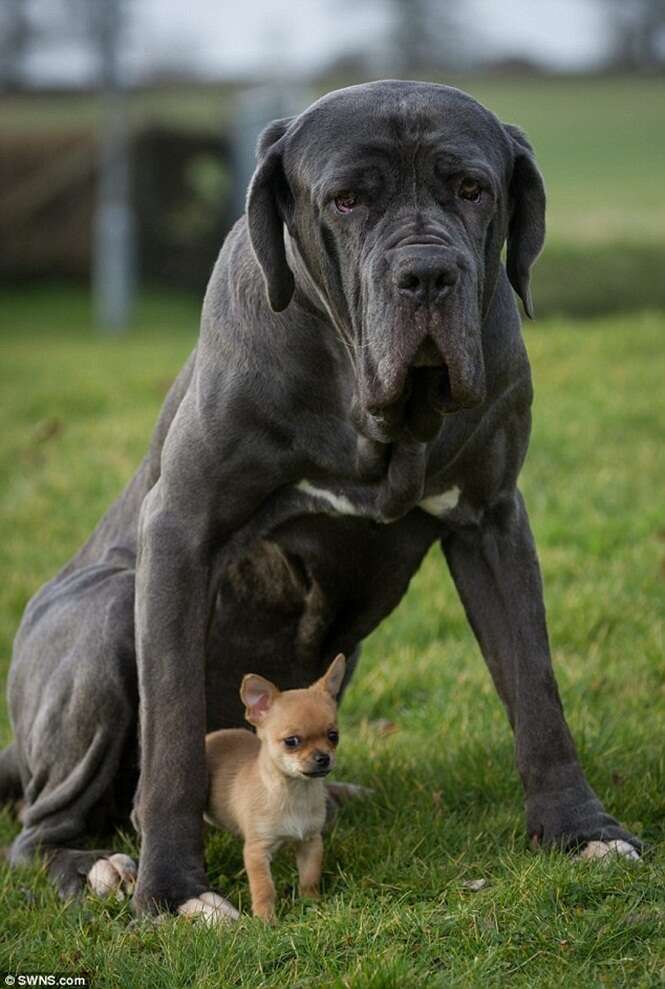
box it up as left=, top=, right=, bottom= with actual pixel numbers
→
left=0, top=742, right=22, bottom=805
left=49, top=850, right=138, bottom=901
left=6, top=566, right=140, bottom=899
left=6, top=719, right=137, bottom=900
left=9, top=828, right=138, bottom=903
left=87, top=853, right=138, bottom=898
left=8, top=779, right=139, bottom=902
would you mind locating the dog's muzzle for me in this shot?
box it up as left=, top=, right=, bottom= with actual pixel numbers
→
left=359, top=244, right=485, bottom=442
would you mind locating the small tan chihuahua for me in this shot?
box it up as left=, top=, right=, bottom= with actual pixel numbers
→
left=205, top=653, right=345, bottom=923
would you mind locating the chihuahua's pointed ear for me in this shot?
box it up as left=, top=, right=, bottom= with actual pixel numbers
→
left=315, top=654, right=346, bottom=699
left=246, top=116, right=295, bottom=313
left=240, top=674, right=280, bottom=726
left=504, top=124, right=546, bottom=319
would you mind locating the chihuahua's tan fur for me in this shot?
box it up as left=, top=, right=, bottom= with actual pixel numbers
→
left=205, top=654, right=345, bottom=922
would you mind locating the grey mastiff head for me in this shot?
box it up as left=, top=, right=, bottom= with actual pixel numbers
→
left=247, top=80, right=545, bottom=443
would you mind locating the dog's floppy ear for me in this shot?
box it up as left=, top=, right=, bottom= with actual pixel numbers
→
left=315, top=654, right=346, bottom=699
left=504, top=124, right=546, bottom=319
left=240, top=674, right=280, bottom=726
left=246, top=117, right=295, bottom=313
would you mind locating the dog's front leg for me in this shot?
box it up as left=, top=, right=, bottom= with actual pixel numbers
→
left=296, top=834, right=323, bottom=899
left=441, top=488, right=640, bottom=855
left=243, top=840, right=277, bottom=922
left=132, top=475, right=216, bottom=915
left=132, top=402, right=291, bottom=917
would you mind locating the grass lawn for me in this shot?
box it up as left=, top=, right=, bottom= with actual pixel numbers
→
left=1, top=289, right=664, bottom=987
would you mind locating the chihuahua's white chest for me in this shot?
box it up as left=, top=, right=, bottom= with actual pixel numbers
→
left=259, top=781, right=327, bottom=846
left=278, top=805, right=323, bottom=843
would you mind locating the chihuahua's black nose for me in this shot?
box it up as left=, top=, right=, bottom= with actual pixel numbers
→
left=313, top=751, right=330, bottom=769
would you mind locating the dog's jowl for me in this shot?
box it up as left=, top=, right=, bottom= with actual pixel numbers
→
left=0, top=81, right=640, bottom=918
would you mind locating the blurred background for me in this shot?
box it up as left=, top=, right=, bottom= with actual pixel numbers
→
left=0, top=0, right=664, bottom=329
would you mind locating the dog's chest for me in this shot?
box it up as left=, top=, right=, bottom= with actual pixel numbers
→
left=278, top=804, right=324, bottom=843
left=294, top=429, right=463, bottom=523
left=297, top=479, right=461, bottom=520
left=260, top=785, right=326, bottom=845
left=417, top=487, right=462, bottom=518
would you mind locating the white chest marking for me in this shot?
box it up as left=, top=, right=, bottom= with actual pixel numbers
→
left=255, top=790, right=326, bottom=846
left=418, top=486, right=461, bottom=518
left=297, top=480, right=362, bottom=517
left=275, top=806, right=323, bottom=843
left=297, top=480, right=461, bottom=520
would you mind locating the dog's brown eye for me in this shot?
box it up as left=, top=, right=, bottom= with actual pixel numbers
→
left=334, top=192, right=357, bottom=213
left=459, top=178, right=482, bottom=203
left=284, top=736, right=301, bottom=748
left=327, top=729, right=339, bottom=744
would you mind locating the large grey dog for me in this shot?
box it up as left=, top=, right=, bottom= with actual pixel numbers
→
left=1, top=81, right=640, bottom=917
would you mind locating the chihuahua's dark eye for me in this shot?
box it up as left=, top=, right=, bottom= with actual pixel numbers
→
left=283, top=736, right=301, bottom=748
left=459, top=177, right=482, bottom=203
left=327, top=729, right=339, bottom=745
left=334, top=192, right=357, bottom=213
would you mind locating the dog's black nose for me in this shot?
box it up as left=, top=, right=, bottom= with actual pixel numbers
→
left=396, top=256, right=458, bottom=305
left=313, top=751, right=330, bottom=768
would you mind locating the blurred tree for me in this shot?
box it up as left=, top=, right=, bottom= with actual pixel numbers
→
left=0, top=0, right=31, bottom=90
left=600, top=0, right=665, bottom=71
left=0, top=0, right=134, bottom=90
left=50, top=0, right=131, bottom=83
left=385, top=0, right=464, bottom=74
left=0, top=0, right=114, bottom=90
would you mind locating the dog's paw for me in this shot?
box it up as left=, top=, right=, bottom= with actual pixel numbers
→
left=526, top=785, right=642, bottom=858
left=88, top=853, right=138, bottom=899
left=177, top=891, right=240, bottom=925
left=576, top=839, right=640, bottom=862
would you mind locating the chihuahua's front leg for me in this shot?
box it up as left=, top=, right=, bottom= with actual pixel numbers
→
left=296, top=834, right=323, bottom=899
left=244, top=839, right=277, bottom=922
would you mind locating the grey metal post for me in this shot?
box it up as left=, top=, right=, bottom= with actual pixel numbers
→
left=0, top=0, right=29, bottom=91
left=92, top=0, right=135, bottom=333
left=230, top=85, right=309, bottom=222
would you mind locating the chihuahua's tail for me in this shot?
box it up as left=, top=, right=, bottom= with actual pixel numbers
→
left=0, top=742, right=22, bottom=806
left=326, top=783, right=374, bottom=820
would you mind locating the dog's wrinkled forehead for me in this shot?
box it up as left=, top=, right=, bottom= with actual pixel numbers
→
left=283, top=81, right=512, bottom=189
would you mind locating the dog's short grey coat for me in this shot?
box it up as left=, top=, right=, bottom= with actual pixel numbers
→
left=1, top=81, right=640, bottom=912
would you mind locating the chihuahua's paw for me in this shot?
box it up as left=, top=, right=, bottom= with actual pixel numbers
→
left=88, top=853, right=138, bottom=899
left=177, top=891, right=240, bottom=925
left=576, top=839, right=640, bottom=862
left=252, top=904, right=277, bottom=925
left=299, top=884, right=320, bottom=900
